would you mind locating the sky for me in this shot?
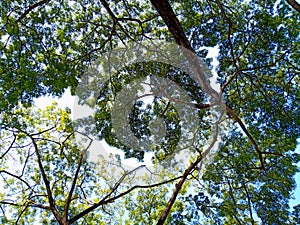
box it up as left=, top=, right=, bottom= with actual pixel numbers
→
left=33, top=85, right=300, bottom=210
left=33, top=43, right=300, bottom=209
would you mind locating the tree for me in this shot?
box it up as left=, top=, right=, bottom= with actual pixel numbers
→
left=1, top=0, right=300, bottom=224
left=0, top=103, right=184, bottom=224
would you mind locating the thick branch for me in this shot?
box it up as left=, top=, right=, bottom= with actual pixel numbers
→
left=63, top=154, right=84, bottom=221
left=148, top=1, right=265, bottom=223
left=100, top=0, right=118, bottom=20
left=149, top=3, right=263, bottom=167
left=149, top=0, right=220, bottom=100
left=194, top=103, right=213, bottom=110
left=286, top=0, right=300, bottom=13
left=15, top=203, right=30, bottom=224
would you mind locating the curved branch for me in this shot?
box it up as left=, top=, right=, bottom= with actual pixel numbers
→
left=0, top=133, right=16, bottom=160
left=16, top=0, right=51, bottom=23
left=0, top=170, right=34, bottom=192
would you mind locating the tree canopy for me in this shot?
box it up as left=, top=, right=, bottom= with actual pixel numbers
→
left=1, top=0, right=300, bottom=224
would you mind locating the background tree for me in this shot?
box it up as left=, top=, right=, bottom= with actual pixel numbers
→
left=0, top=103, right=184, bottom=224
left=1, top=0, right=300, bottom=224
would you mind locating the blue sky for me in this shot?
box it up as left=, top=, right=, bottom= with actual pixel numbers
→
left=289, top=143, right=300, bottom=208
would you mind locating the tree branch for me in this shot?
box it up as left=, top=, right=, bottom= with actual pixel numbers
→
left=221, top=70, right=241, bottom=92
left=0, top=199, right=50, bottom=210
left=0, top=201, right=20, bottom=207
left=286, top=0, right=300, bottom=13
left=148, top=1, right=265, bottom=222
left=224, top=104, right=265, bottom=171
left=156, top=114, right=221, bottom=224
left=16, top=0, right=51, bottom=23
left=0, top=170, right=34, bottom=192
left=15, top=202, right=30, bottom=224
left=29, top=134, right=63, bottom=223
left=226, top=177, right=243, bottom=225
left=242, top=182, right=255, bottom=225
left=0, top=133, right=16, bottom=160
left=63, top=133, right=93, bottom=221
left=68, top=175, right=182, bottom=224
left=149, top=0, right=220, bottom=100
left=214, top=0, right=238, bottom=69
